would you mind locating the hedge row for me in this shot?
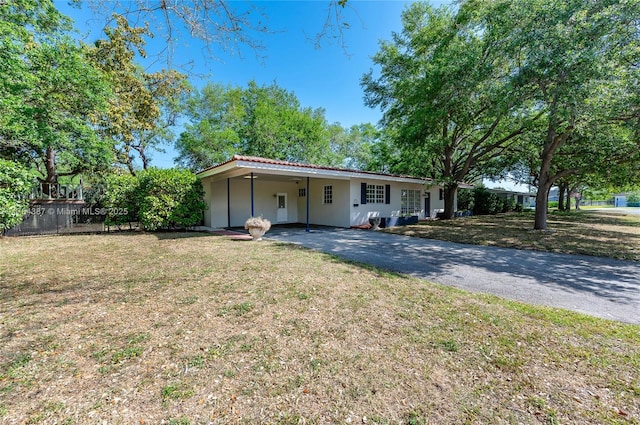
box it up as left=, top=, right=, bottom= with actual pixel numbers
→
left=103, top=168, right=206, bottom=231
left=0, top=159, right=32, bottom=233
left=457, top=187, right=523, bottom=216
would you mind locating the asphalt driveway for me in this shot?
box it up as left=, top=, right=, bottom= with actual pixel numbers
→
left=265, top=227, right=640, bottom=325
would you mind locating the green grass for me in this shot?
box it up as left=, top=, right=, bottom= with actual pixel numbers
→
left=0, top=232, right=638, bottom=424
left=385, top=209, right=640, bottom=261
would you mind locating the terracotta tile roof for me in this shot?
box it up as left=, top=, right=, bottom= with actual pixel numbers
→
left=197, top=154, right=433, bottom=182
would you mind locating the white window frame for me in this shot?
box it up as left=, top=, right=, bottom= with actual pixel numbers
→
left=401, top=189, right=421, bottom=215
left=366, top=184, right=385, bottom=204
left=323, top=185, right=333, bottom=204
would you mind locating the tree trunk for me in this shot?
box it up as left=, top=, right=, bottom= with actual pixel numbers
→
left=558, top=184, right=566, bottom=211
left=534, top=181, right=552, bottom=230
left=45, top=146, right=57, bottom=184
left=442, top=184, right=458, bottom=219
left=41, top=146, right=58, bottom=197
left=565, top=188, right=572, bottom=211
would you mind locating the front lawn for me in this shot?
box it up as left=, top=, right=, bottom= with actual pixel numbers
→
left=0, top=233, right=638, bottom=424
left=385, top=210, right=640, bottom=261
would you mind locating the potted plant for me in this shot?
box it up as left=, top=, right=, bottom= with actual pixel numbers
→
left=244, top=216, right=271, bottom=240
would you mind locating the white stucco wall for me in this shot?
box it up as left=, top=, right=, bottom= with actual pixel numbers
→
left=307, top=178, right=351, bottom=227
left=350, top=180, right=438, bottom=226
left=206, top=177, right=299, bottom=228
left=425, top=186, right=447, bottom=216
left=204, top=174, right=451, bottom=228
left=209, top=179, right=228, bottom=228
left=201, top=178, right=212, bottom=227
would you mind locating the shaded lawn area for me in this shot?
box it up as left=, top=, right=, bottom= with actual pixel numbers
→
left=385, top=210, right=640, bottom=261
left=0, top=233, right=638, bottom=424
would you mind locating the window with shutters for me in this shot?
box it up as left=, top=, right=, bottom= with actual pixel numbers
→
left=366, top=184, right=385, bottom=204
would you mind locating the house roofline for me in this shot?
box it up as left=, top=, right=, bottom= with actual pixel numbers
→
left=196, top=155, right=434, bottom=184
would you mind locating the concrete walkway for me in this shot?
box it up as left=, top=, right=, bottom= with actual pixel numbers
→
left=265, top=227, right=640, bottom=325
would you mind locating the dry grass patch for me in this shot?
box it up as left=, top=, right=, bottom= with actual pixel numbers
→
left=386, top=210, right=640, bottom=261
left=0, top=233, right=638, bottom=424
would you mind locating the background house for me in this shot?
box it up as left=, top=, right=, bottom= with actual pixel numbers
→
left=487, top=188, right=536, bottom=209
left=197, top=155, right=455, bottom=229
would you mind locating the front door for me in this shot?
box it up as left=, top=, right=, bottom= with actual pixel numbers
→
left=276, top=193, right=288, bottom=222
left=424, top=193, right=431, bottom=217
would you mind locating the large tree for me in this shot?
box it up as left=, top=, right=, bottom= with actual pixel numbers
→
left=362, top=2, right=538, bottom=219
left=87, top=15, right=188, bottom=174
left=176, top=81, right=333, bottom=170
left=495, top=0, right=640, bottom=229
left=0, top=0, right=111, bottom=190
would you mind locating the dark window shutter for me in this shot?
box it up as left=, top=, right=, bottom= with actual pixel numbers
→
left=439, top=188, right=444, bottom=200
left=361, top=183, right=367, bottom=204
left=385, top=184, right=391, bottom=204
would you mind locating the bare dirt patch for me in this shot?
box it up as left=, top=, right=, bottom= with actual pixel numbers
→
left=1, top=233, right=638, bottom=424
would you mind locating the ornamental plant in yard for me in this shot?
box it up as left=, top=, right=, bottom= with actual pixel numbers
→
left=244, top=216, right=271, bottom=240
left=103, top=168, right=206, bottom=230
left=0, top=160, right=32, bottom=234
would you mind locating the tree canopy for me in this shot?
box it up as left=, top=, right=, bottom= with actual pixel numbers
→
left=362, top=2, right=538, bottom=219
left=363, top=0, right=640, bottom=227
left=0, top=7, right=111, bottom=188
left=87, top=14, right=188, bottom=174
left=176, top=81, right=338, bottom=171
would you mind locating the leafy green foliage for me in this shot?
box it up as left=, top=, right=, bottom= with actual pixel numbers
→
left=103, top=168, right=206, bottom=231
left=176, top=81, right=336, bottom=171
left=626, top=193, right=640, bottom=204
left=0, top=159, right=32, bottom=233
left=456, top=189, right=474, bottom=212
left=494, top=0, right=640, bottom=229
left=471, top=188, right=517, bottom=216
left=363, top=0, right=640, bottom=227
left=102, top=173, right=138, bottom=226
left=362, top=2, right=537, bottom=219
left=87, top=15, right=188, bottom=173
left=472, top=188, right=500, bottom=216
left=0, top=1, right=110, bottom=185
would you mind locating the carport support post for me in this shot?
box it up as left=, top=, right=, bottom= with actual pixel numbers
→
left=227, top=178, right=231, bottom=228
left=250, top=172, right=255, bottom=217
left=306, top=177, right=310, bottom=233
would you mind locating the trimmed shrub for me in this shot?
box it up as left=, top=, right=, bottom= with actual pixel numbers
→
left=472, top=188, right=499, bottom=215
left=456, top=188, right=474, bottom=212
left=0, top=160, right=33, bottom=234
left=626, top=192, right=640, bottom=203
left=500, top=198, right=517, bottom=213
left=103, top=168, right=206, bottom=231
left=103, top=173, right=138, bottom=226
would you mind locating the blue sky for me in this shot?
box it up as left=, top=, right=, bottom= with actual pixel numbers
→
left=56, top=1, right=449, bottom=168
